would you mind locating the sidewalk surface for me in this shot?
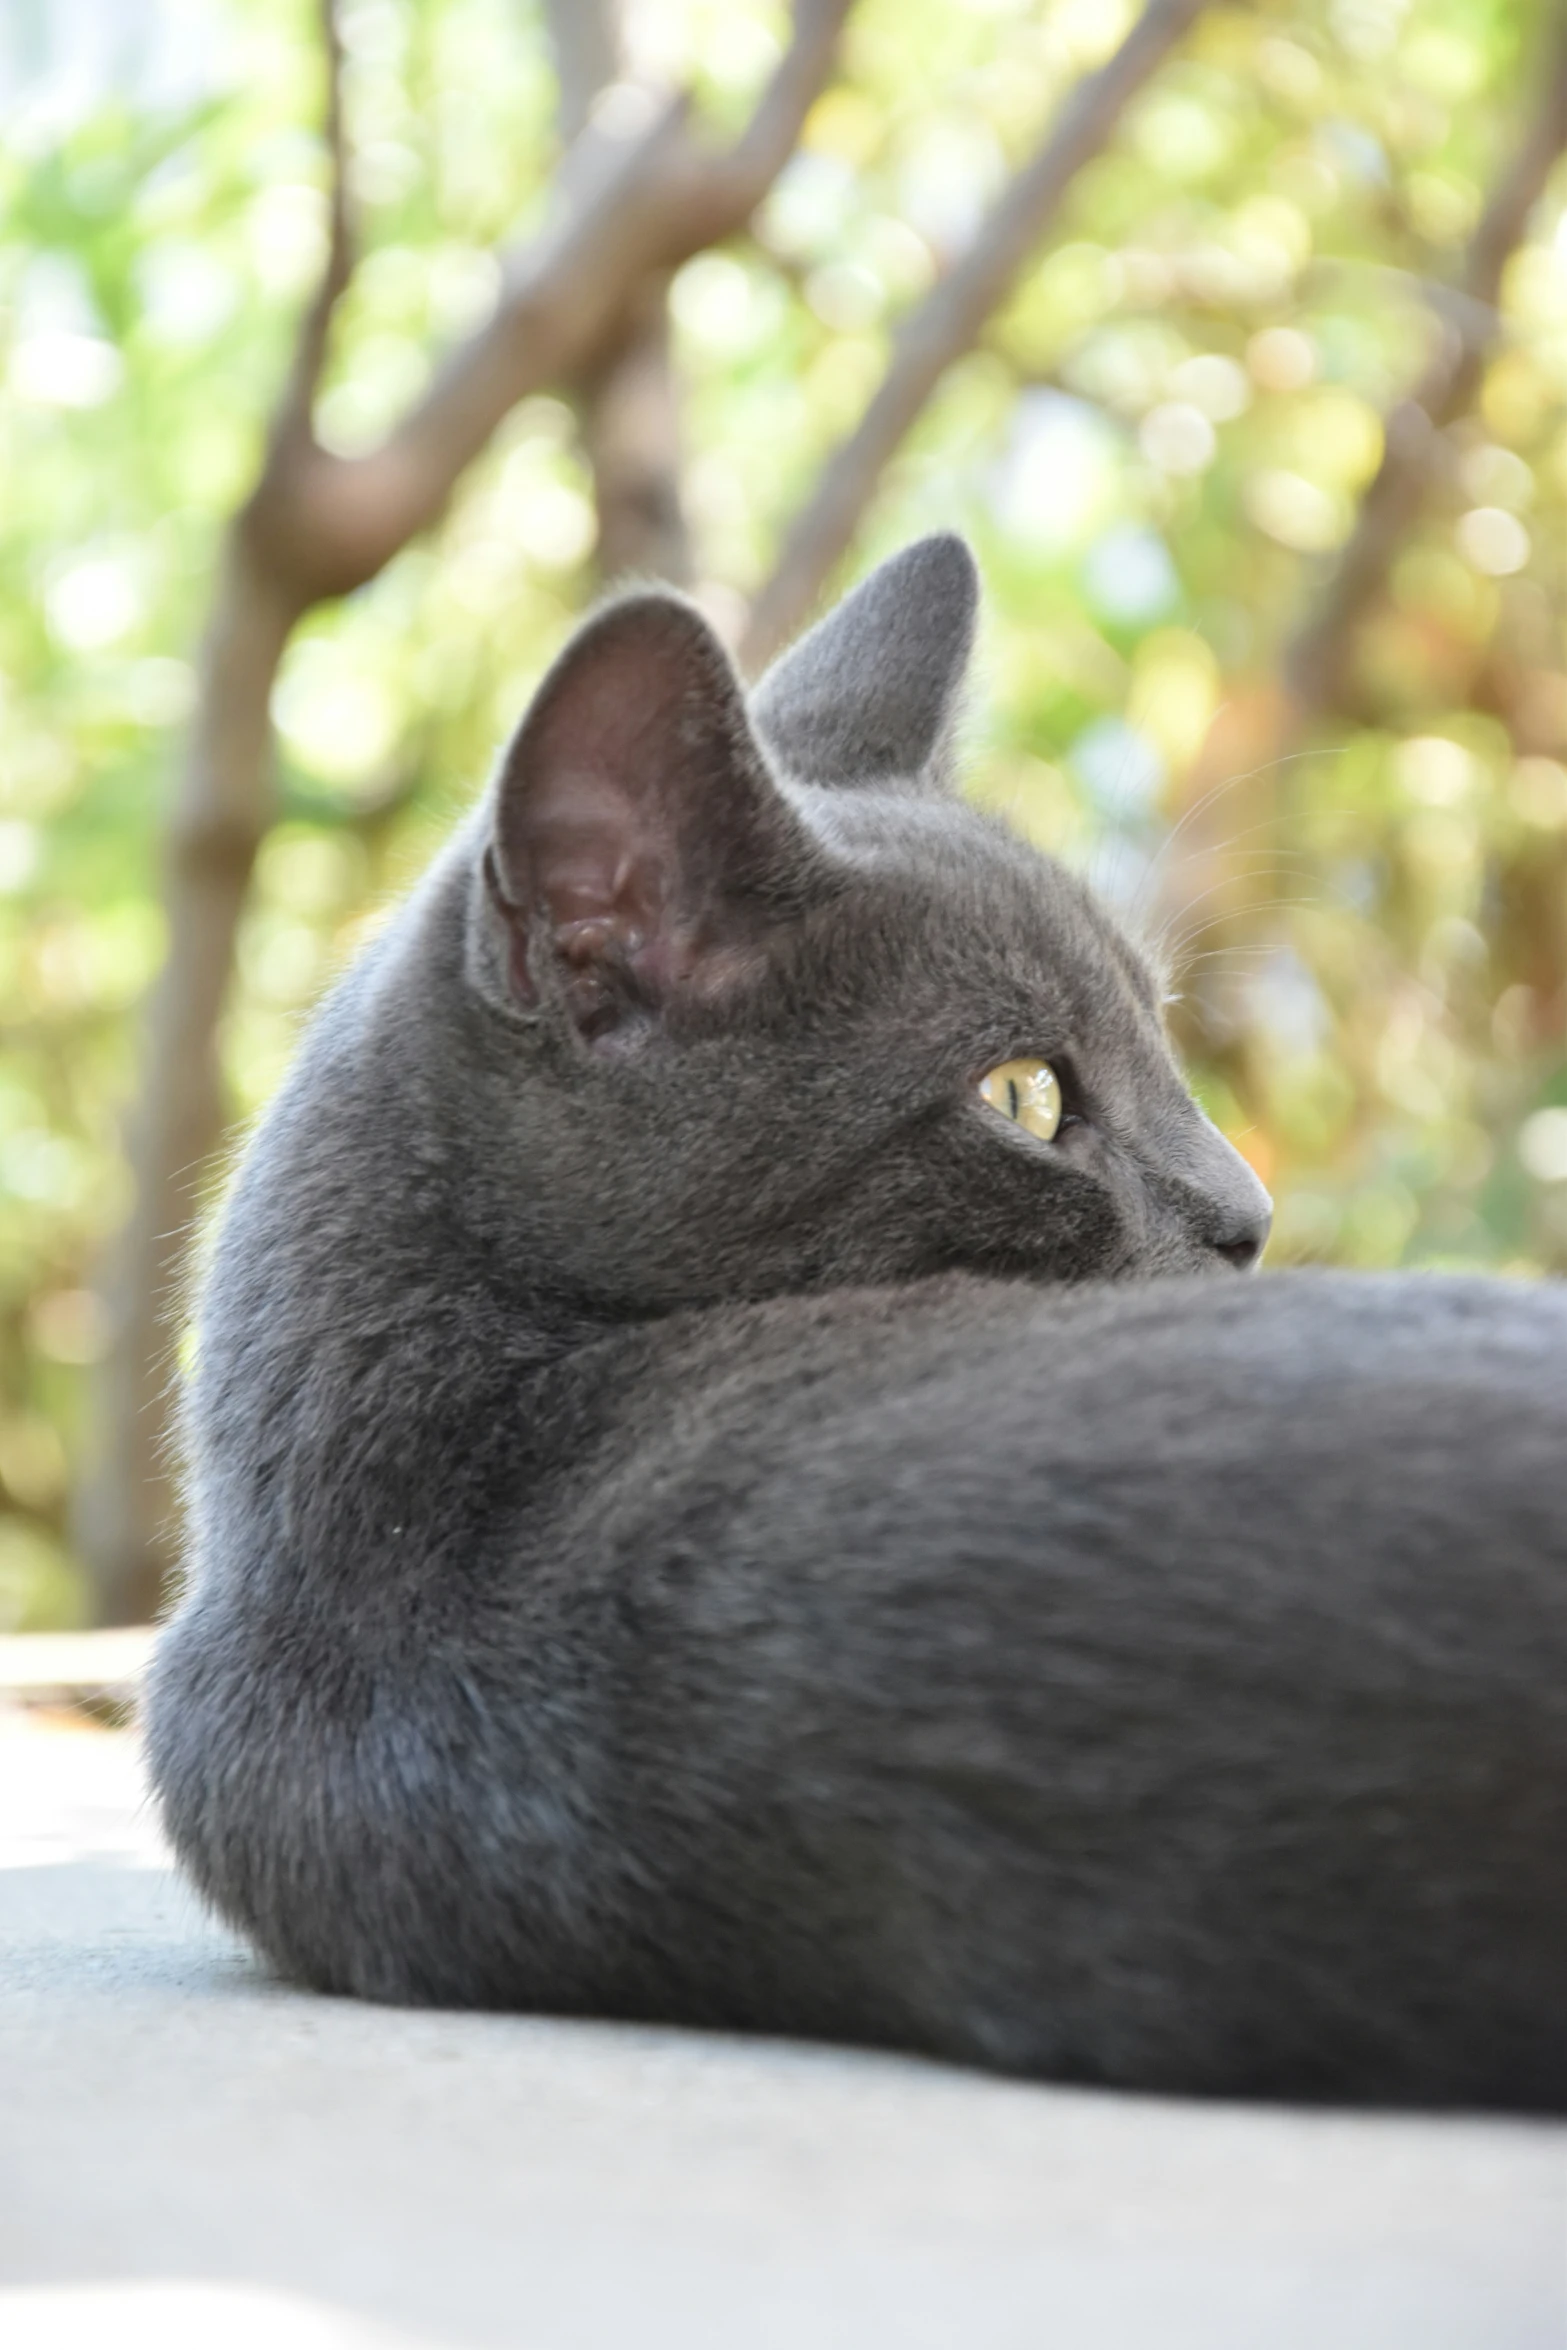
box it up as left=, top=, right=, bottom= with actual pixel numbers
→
left=2, top=1701, right=1563, bottom=2350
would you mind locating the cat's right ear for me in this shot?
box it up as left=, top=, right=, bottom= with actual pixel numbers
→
left=475, top=592, right=817, bottom=1050
left=750, top=532, right=978, bottom=793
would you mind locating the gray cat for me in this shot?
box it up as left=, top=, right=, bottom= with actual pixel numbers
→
left=147, top=535, right=1566, bottom=2110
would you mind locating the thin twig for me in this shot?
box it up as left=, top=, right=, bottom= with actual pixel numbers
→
left=709, top=0, right=853, bottom=212
left=272, top=0, right=355, bottom=459
left=738, top=0, right=1207, bottom=670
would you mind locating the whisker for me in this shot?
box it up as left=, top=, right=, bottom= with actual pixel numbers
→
left=1177, top=944, right=1290, bottom=968
left=1158, top=813, right=1317, bottom=866
left=1149, top=864, right=1317, bottom=968
left=1167, top=901, right=1321, bottom=978
left=1141, top=849, right=1315, bottom=945
left=1135, top=743, right=1350, bottom=922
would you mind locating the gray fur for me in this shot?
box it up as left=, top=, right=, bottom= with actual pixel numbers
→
left=751, top=532, right=978, bottom=789
left=147, top=538, right=1566, bottom=2111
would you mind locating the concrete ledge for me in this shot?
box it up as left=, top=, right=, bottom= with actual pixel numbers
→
left=0, top=1628, right=156, bottom=1704
left=2, top=1709, right=1562, bottom=2349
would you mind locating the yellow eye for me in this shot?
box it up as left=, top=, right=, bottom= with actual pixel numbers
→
left=978, top=1057, right=1063, bottom=1142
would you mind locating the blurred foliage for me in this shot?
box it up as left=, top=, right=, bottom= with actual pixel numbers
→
left=1, top=0, right=1566, bottom=1625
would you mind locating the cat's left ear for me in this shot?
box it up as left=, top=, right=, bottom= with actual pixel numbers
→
left=482, top=591, right=817, bottom=1049
left=749, top=532, right=978, bottom=793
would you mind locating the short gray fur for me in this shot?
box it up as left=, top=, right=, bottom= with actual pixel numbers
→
left=148, top=535, right=1566, bottom=2110
left=750, top=531, right=978, bottom=788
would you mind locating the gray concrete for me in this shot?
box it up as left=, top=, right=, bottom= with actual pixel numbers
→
left=2, top=1707, right=1563, bottom=2349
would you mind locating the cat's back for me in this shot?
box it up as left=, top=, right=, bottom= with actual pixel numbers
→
left=608, top=1264, right=1567, bottom=1557
left=550, top=1266, right=1566, bottom=2101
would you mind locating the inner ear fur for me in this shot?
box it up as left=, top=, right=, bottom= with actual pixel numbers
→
left=750, top=532, right=979, bottom=793
left=486, top=592, right=817, bottom=1043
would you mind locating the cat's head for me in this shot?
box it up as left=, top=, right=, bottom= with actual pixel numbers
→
left=439, top=533, right=1269, bottom=1311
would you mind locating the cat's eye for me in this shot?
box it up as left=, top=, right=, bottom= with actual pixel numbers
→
left=978, top=1057, right=1064, bottom=1142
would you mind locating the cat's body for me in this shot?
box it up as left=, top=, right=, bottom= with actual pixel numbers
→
left=148, top=538, right=1567, bottom=2109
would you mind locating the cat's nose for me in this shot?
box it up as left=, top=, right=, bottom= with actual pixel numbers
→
left=1212, top=1204, right=1271, bottom=1272
left=1183, top=1110, right=1272, bottom=1272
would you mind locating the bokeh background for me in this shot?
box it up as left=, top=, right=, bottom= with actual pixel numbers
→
left=2, top=0, right=1566, bottom=1628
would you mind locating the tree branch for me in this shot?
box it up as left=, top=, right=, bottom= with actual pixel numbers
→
left=738, top=0, right=1207, bottom=671
left=79, top=3, right=365, bottom=1623
left=1284, top=10, right=1567, bottom=718
left=544, top=0, right=621, bottom=143
left=247, top=0, right=852, bottom=603
left=543, top=0, right=694, bottom=584
left=272, top=0, right=355, bottom=458
left=1155, top=11, right=1567, bottom=1056
left=81, top=0, right=850, bottom=1619
left=707, top=0, right=854, bottom=214
left=578, top=274, right=694, bottom=584
left=79, top=551, right=300, bottom=1624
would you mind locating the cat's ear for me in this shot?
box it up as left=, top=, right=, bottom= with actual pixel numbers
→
left=750, top=532, right=978, bottom=793
left=483, top=592, right=813, bottom=1048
